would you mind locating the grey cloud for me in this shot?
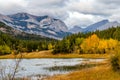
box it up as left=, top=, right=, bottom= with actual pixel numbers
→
left=66, top=0, right=120, bottom=17
left=26, top=0, right=67, bottom=8
left=24, top=0, right=68, bottom=20
left=97, top=0, right=120, bottom=5
left=0, top=6, right=26, bottom=15
left=0, top=0, right=120, bottom=28
left=0, top=1, right=26, bottom=14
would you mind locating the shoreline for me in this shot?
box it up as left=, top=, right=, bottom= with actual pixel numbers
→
left=17, top=61, right=107, bottom=80
left=44, top=63, right=109, bottom=80
left=0, top=50, right=111, bottom=59
left=0, top=50, right=115, bottom=80
left=44, top=60, right=120, bottom=80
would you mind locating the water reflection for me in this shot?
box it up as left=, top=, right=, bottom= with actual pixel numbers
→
left=0, top=58, right=105, bottom=78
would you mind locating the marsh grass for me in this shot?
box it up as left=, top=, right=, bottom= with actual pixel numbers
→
left=45, top=63, right=120, bottom=80
left=45, top=63, right=102, bottom=72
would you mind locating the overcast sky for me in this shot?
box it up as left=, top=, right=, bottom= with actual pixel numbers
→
left=0, top=0, right=120, bottom=28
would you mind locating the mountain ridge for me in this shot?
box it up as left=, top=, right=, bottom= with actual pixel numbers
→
left=69, top=26, right=83, bottom=33
left=0, top=21, right=54, bottom=40
left=1, top=12, right=120, bottom=37
left=0, top=12, right=69, bottom=39
left=69, top=19, right=120, bottom=33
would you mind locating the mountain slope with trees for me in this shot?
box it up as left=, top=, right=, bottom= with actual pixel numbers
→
left=0, top=22, right=56, bottom=55
left=53, top=27, right=120, bottom=54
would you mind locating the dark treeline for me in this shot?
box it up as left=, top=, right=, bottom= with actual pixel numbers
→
left=65, top=27, right=120, bottom=40
left=0, top=32, right=56, bottom=55
left=0, top=22, right=57, bottom=55
left=53, top=27, right=120, bottom=54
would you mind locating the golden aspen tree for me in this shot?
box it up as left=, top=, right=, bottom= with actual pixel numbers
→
left=107, top=38, right=118, bottom=50
left=98, top=40, right=108, bottom=53
left=81, top=34, right=99, bottom=53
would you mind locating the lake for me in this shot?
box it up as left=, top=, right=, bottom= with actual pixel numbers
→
left=0, top=58, right=105, bottom=79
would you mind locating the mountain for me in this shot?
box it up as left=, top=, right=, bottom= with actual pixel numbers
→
left=68, top=26, right=83, bottom=33
left=0, top=13, right=69, bottom=39
left=0, top=21, right=55, bottom=40
left=83, top=20, right=120, bottom=32
left=0, top=21, right=22, bottom=35
left=83, top=20, right=109, bottom=32
left=69, top=20, right=120, bottom=33
left=96, top=21, right=120, bottom=30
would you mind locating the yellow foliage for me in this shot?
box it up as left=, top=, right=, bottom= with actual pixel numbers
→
left=98, top=39, right=118, bottom=50
left=107, top=38, right=118, bottom=49
left=81, top=34, right=118, bottom=54
left=48, top=43, right=53, bottom=50
left=98, top=40, right=108, bottom=50
left=81, top=34, right=99, bottom=52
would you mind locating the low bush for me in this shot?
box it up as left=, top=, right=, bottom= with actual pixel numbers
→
left=111, top=53, right=120, bottom=71
left=0, top=45, right=11, bottom=55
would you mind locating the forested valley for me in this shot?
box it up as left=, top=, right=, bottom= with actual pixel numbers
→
left=1, top=20, right=120, bottom=55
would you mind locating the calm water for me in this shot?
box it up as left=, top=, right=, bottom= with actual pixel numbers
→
left=0, top=58, right=105, bottom=79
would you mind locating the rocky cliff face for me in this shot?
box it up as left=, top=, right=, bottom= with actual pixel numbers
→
left=0, top=13, right=69, bottom=39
